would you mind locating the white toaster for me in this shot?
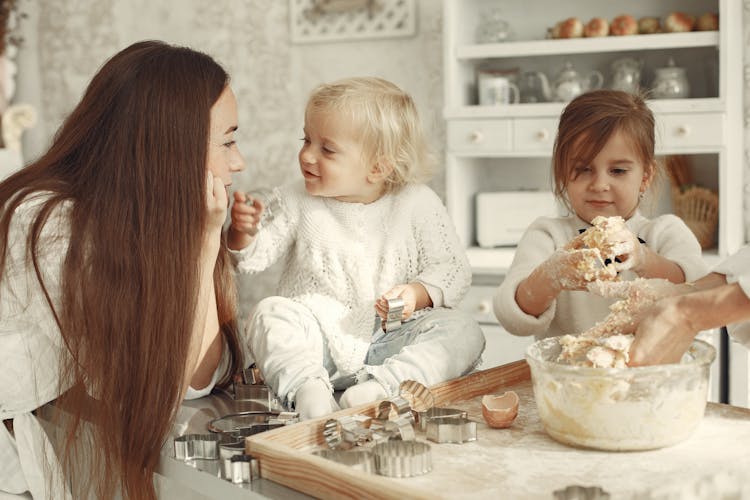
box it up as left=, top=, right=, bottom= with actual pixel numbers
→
left=476, top=191, right=559, bottom=247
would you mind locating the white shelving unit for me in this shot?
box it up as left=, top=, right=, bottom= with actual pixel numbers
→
left=443, top=0, right=743, bottom=276
left=444, top=0, right=745, bottom=402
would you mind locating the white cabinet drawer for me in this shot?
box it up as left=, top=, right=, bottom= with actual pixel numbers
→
left=513, top=118, right=558, bottom=153
left=656, top=113, right=723, bottom=151
left=447, top=119, right=512, bottom=153
left=459, top=285, right=500, bottom=324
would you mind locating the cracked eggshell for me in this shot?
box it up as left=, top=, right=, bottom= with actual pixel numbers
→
left=481, top=391, right=519, bottom=429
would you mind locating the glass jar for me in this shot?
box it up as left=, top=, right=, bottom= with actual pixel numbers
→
left=651, top=58, right=690, bottom=99
left=475, top=8, right=513, bottom=43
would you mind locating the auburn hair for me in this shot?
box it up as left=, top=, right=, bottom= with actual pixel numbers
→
left=552, top=89, right=657, bottom=210
left=0, top=40, right=242, bottom=499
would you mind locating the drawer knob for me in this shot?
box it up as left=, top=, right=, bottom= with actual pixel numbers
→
left=469, top=130, right=484, bottom=144
left=676, top=125, right=690, bottom=136
left=535, top=129, right=550, bottom=141
left=477, top=300, right=491, bottom=314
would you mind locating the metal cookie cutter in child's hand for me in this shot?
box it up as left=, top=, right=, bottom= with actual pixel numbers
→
left=381, top=297, right=405, bottom=332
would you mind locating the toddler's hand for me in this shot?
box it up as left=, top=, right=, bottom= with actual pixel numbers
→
left=230, top=190, right=265, bottom=237
left=375, top=284, right=417, bottom=322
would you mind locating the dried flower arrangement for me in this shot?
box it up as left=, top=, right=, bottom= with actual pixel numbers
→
left=0, top=0, right=23, bottom=57
left=665, top=155, right=719, bottom=250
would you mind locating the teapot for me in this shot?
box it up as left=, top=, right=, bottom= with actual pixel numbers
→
left=651, top=57, right=690, bottom=99
left=552, top=61, right=604, bottom=102
left=519, top=71, right=552, bottom=103
left=609, top=57, right=642, bottom=94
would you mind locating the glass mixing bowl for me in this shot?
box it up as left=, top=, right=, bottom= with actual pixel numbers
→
left=526, top=336, right=715, bottom=451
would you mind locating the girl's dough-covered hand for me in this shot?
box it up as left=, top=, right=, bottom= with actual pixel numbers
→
left=607, top=227, right=644, bottom=273
left=543, top=248, right=618, bottom=291
left=375, top=284, right=418, bottom=321
left=565, top=215, right=639, bottom=273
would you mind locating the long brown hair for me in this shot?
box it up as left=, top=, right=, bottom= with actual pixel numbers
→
left=0, top=41, right=242, bottom=499
left=552, top=89, right=657, bottom=210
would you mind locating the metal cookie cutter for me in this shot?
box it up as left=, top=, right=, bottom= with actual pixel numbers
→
left=377, top=396, right=413, bottom=423
left=381, top=297, right=405, bottom=332
left=208, top=411, right=299, bottom=435
left=219, top=440, right=245, bottom=480
left=241, top=364, right=264, bottom=385
left=383, top=415, right=416, bottom=442
left=313, top=449, right=375, bottom=474
left=372, top=441, right=432, bottom=478
left=323, top=415, right=374, bottom=450
left=399, top=380, right=435, bottom=412
left=233, top=382, right=273, bottom=405
left=553, top=485, right=611, bottom=500
left=414, top=407, right=468, bottom=432
left=229, top=454, right=260, bottom=485
left=174, top=433, right=221, bottom=460
left=426, top=416, right=477, bottom=444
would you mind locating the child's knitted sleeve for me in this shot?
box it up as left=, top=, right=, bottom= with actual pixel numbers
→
left=411, top=186, right=471, bottom=307
left=230, top=184, right=298, bottom=274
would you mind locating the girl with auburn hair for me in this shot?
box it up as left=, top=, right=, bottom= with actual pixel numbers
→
left=0, top=40, right=245, bottom=499
left=494, top=90, right=707, bottom=344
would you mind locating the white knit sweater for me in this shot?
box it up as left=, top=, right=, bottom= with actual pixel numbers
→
left=233, top=181, right=471, bottom=376
left=494, top=212, right=709, bottom=340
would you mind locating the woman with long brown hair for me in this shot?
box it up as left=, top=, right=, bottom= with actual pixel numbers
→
left=0, top=40, right=245, bottom=499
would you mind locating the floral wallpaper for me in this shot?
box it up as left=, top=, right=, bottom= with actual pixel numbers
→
left=9, top=0, right=750, bottom=317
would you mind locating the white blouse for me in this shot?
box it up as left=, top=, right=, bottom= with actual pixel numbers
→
left=0, top=193, right=72, bottom=498
left=712, top=245, right=750, bottom=348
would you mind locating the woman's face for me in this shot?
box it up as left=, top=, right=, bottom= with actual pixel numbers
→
left=566, top=129, right=651, bottom=223
left=207, top=86, right=245, bottom=187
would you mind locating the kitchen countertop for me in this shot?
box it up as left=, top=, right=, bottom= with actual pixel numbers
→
left=158, top=390, right=310, bottom=499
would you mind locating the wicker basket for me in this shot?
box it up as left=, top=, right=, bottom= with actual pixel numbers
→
left=671, top=186, right=719, bottom=249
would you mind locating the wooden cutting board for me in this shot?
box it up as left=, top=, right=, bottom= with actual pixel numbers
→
left=246, top=360, right=750, bottom=499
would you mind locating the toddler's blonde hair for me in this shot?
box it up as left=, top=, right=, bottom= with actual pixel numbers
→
left=305, top=77, right=433, bottom=191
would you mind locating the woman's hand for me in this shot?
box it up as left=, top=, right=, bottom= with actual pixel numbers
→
left=204, top=173, right=227, bottom=255
left=227, top=190, right=264, bottom=250
left=628, top=296, right=695, bottom=366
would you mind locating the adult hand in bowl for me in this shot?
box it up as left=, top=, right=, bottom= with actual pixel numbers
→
left=628, top=295, right=695, bottom=366
left=582, top=278, right=682, bottom=339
